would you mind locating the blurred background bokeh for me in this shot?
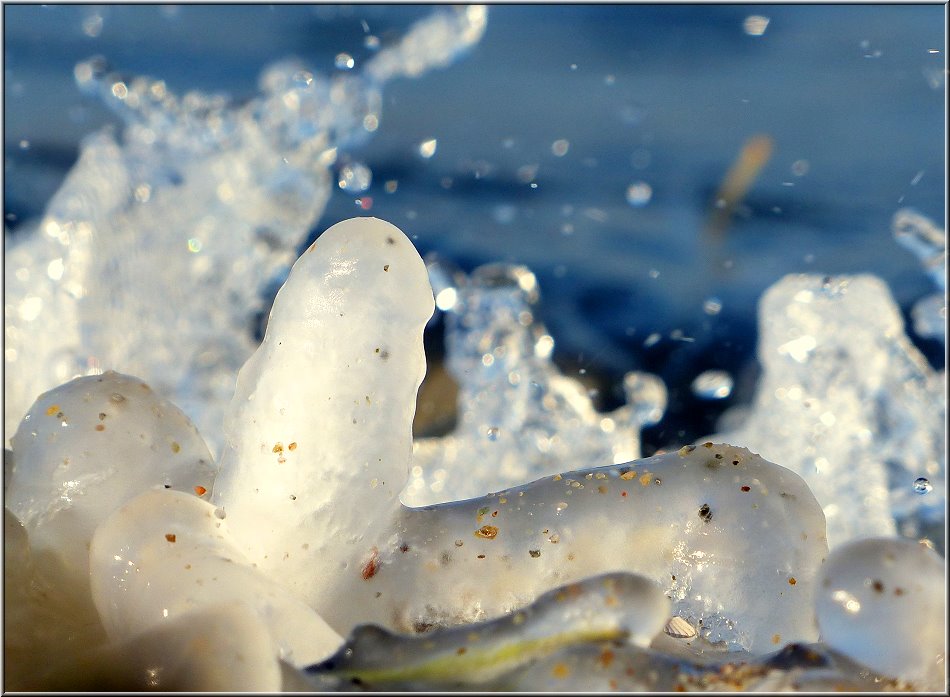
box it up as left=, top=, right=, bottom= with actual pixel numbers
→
left=4, top=3, right=945, bottom=451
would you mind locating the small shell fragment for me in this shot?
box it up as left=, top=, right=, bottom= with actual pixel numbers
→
left=663, top=616, right=697, bottom=639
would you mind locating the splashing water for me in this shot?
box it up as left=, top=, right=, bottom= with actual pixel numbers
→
left=406, top=258, right=666, bottom=505
left=892, top=208, right=946, bottom=344
left=3, top=5, right=488, bottom=453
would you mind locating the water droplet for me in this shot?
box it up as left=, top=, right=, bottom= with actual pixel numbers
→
left=292, top=70, right=314, bottom=87
left=364, top=35, right=380, bottom=50
left=703, top=297, right=723, bottom=315
left=913, top=477, right=933, bottom=495
left=334, top=52, right=355, bottom=70
left=551, top=139, right=570, bottom=157
left=624, top=372, right=667, bottom=426
left=418, top=139, right=438, bottom=159
left=743, top=15, right=769, bottom=36
left=435, top=287, right=458, bottom=312
left=626, top=181, right=652, bottom=207
left=691, top=370, right=734, bottom=400
left=82, top=12, right=104, bottom=38
left=337, top=162, right=372, bottom=192
left=486, top=426, right=499, bottom=441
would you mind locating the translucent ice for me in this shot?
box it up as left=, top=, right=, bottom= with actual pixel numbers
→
left=40, top=605, right=284, bottom=691
left=6, top=372, right=215, bottom=591
left=815, top=537, right=945, bottom=689
left=3, top=5, right=489, bottom=453
left=212, top=218, right=827, bottom=653
left=407, top=260, right=665, bottom=505
left=3, top=508, right=105, bottom=690
left=89, top=489, right=342, bottom=667
left=210, top=217, right=434, bottom=628
left=709, top=274, right=945, bottom=548
left=305, top=572, right=669, bottom=689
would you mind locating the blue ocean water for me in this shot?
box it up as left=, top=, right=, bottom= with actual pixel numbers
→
left=3, top=4, right=945, bottom=447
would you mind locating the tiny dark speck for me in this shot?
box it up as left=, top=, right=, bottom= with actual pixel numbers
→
left=383, top=264, right=390, bottom=272
left=529, top=549, right=541, bottom=558
left=698, top=503, right=712, bottom=523
left=386, top=236, right=395, bottom=245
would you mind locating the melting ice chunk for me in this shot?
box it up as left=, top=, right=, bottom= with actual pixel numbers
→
left=39, top=605, right=284, bottom=691
left=208, top=218, right=826, bottom=654
left=6, top=371, right=216, bottom=588
left=89, top=489, right=342, bottom=667
left=304, top=572, right=669, bottom=689
left=815, top=537, right=945, bottom=689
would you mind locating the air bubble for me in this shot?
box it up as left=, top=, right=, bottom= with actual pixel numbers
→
left=486, top=426, right=499, bottom=441
left=913, top=477, right=933, bottom=495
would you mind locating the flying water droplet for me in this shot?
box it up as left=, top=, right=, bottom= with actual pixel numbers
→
left=292, top=70, right=314, bottom=88
left=418, top=139, right=438, bottom=158
left=486, top=426, right=499, bottom=441
left=913, top=477, right=933, bottom=495
left=703, top=297, right=723, bottom=315
left=334, top=53, right=355, bottom=70
left=626, top=181, right=652, bottom=207
left=623, top=372, right=667, bottom=426
left=337, top=163, right=372, bottom=193
left=691, top=370, right=734, bottom=400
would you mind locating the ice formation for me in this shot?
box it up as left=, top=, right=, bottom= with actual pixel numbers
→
left=815, top=537, right=945, bottom=690
left=89, top=489, right=342, bottom=666
left=2, top=5, right=946, bottom=686
left=38, top=606, right=286, bottom=691
left=407, top=260, right=666, bottom=505
left=3, top=5, right=487, bottom=453
left=709, top=273, right=946, bottom=549
left=5, top=373, right=215, bottom=596
left=305, top=572, right=669, bottom=688
left=210, top=217, right=827, bottom=653
left=4, top=216, right=945, bottom=691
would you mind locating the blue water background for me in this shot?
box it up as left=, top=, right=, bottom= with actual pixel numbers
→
left=4, top=4, right=946, bottom=446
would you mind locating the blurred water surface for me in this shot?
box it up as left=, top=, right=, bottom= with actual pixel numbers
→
left=4, top=4, right=945, bottom=446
